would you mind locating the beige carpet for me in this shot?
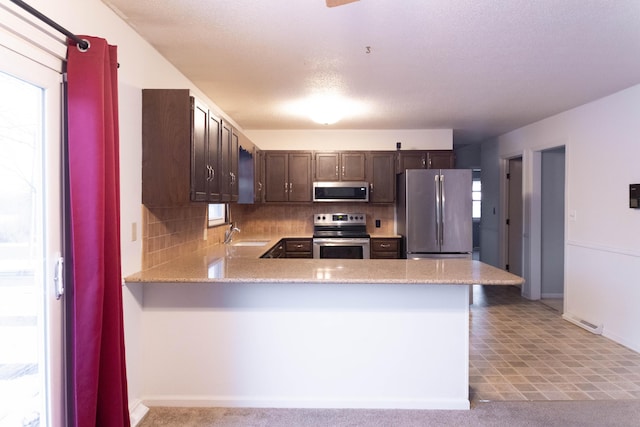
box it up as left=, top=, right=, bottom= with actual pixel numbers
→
left=139, top=400, right=640, bottom=426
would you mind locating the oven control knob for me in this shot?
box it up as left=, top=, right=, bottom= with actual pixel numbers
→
left=349, top=216, right=353, bottom=220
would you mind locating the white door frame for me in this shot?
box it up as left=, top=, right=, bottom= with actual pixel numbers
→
left=500, top=140, right=567, bottom=301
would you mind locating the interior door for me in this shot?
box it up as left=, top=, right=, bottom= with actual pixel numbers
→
left=405, top=169, right=439, bottom=253
left=507, top=157, right=524, bottom=275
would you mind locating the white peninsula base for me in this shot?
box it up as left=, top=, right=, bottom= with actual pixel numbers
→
left=138, top=282, right=470, bottom=410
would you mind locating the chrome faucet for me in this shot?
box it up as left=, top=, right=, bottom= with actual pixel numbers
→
left=223, top=222, right=241, bottom=244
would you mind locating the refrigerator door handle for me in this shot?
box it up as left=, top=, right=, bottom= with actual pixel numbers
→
left=435, top=173, right=441, bottom=247
left=440, top=173, right=445, bottom=246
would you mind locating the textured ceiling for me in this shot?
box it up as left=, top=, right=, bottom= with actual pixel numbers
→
left=103, top=0, right=640, bottom=145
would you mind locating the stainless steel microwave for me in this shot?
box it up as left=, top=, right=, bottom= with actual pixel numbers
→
left=313, top=181, right=369, bottom=202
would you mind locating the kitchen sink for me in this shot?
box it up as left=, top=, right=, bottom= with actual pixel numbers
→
left=229, top=240, right=271, bottom=247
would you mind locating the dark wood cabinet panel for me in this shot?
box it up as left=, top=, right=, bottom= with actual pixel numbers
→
left=142, top=89, right=203, bottom=206
left=264, top=152, right=288, bottom=202
left=254, top=148, right=264, bottom=203
left=397, top=150, right=455, bottom=173
left=428, top=150, right=455, bottom=169
left=190, top=99, right=209, bottom=202
left=314, top=151, right=366, bottom=181
left=261, top=240, right=285, bottom=258
left=265, top=152, right=312, bottom=202
left=367, top=151, right=396, bottom=203
left=288, top=153, right=312, bottom=202
left=285, top=239, right=312, bottom=258
left=261, top=239, right=312, bottom=258
left=341, top=152, right=367, bottom=181
left=206, top=112, right=222, bottom=201
left=370, top=238, right=401, bottom=259
left=314, top=152, right=340, bottom=181
left=142, top=89, right=237, bottom=206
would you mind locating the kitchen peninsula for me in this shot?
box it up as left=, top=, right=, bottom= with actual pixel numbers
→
left=126, top=241, right=523, bottom=410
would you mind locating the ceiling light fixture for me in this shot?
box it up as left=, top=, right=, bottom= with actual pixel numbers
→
left=283, top=93, right=369, bottom=125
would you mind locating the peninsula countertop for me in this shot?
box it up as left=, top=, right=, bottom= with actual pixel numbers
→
left=124, top=237, right=524, bottom=286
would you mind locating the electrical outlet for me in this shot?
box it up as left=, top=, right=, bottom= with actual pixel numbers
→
left=131, top=222, right=137, bottom=242
left=375, top=219, right=381, bottom=228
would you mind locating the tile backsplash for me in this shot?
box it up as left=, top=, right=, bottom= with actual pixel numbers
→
left=141, top=203, right=395, bottom=269
left=230, top=203, right=395, bottom=238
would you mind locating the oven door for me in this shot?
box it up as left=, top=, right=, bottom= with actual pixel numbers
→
left=312, top=238, right=370, bottom=259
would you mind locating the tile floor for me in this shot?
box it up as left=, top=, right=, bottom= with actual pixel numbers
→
left=469, top=285, right=640, bottom=402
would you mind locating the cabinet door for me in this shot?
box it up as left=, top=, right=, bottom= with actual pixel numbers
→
left=315, top=152, right=339, bottom=181
left=427, top=150, right=455, bottom=169
left=341, top=152, right=366, bottom=181
left=230, top=127, right=239, bottom=202
left=368, top=152, right=395, bottom=203
left=220, top=121, right=232, bottom=202
left=397, top=151, right=427, bottom=173
left=371, top=238, right=401, bottom=259
left=206, top=111, right=222, bottom=201
left=288, top=152, right=312, bottom=202
left=264, top=152, right=288, bottom=202
left=190, top=98, right=208, bottom=202
left=254, top=148, right=263, bottom=203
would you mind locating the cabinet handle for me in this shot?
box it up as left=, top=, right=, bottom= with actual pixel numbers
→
left=284, top=182, right=288, bottom=193
left=370, top=183, right=374, bottom=193
left=258, top=182, right=263, bottom=191
left=295, top=244, right=303, bottom=248
left=380, top=243, right=390, bottom=248
left=335, top=165, right=338, bottom=177
left=422, top=154, right=426, bottom=168
left=342, top=165, right=345, bottom=176
left=211, top=167, right=215, bottom=181
left=289, top=182, right=293, bottom=192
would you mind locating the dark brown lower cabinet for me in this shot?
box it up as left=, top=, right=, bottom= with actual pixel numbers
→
left=285, top=239, right=313, bottom=258
left=370, top=238, right=402, bottom=259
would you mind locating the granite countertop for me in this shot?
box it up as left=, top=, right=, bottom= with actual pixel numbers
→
left=125, top=237, right=524, bottom=286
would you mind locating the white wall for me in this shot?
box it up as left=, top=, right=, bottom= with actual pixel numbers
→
left=481, top=83, right=640, bottom=352
left=245, top=129, right=452, bottom=151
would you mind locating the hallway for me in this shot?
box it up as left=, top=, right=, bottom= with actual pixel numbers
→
left=470, top=285, right=640, bottom=402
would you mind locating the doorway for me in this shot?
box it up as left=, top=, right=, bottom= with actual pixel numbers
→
left=540, top=147, right=566, bottom=313
left=506, top=157, right=523, bottom=279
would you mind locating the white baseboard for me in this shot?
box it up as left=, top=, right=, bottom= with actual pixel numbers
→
left=141, top=395, right=470, bottom=410
left=540, top=293, right=564, bottom=299
left=129, top=399, right=150, bottom=427
left=563, top=313, right=603, bottom=334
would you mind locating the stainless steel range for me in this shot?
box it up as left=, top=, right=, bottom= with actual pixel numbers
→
left=312, top=213, right=370, bottom=259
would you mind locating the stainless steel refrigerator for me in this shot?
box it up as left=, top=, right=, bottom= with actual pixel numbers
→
left=397, top=169, right=472, bottom=259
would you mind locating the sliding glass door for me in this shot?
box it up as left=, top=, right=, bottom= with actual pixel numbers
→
left=0, top=48, right=63, bottom=426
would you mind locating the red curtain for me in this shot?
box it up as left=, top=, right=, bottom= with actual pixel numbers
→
left=66, top=36, right=130, bottom=427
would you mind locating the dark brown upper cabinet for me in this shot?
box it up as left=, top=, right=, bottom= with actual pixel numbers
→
left=264, top=151, right=312, bottom=202
left=396, top=150, right=455, bottom=173
left=314, top=152, right=366, bottom=181
left=220, top=121, right=239, bottom=202
left=142, top=88, right=237, bottom=206
left=367, top=151, right=396, bottom=203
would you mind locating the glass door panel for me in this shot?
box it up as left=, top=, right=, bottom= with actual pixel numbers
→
left=0, top=53, right=62, bottom=427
